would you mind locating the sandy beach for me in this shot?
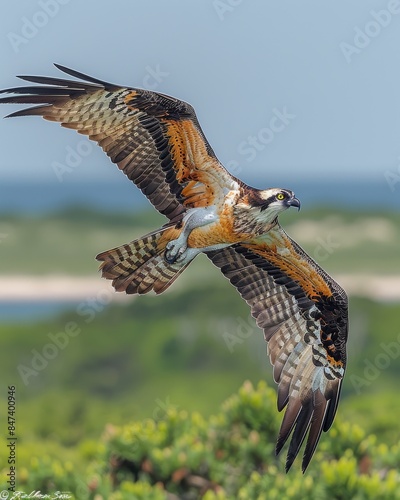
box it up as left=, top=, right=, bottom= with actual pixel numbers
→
left=0, top=274, right=399, bottom=302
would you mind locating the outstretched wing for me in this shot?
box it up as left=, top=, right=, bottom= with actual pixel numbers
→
left=208, top=224, right=348, bottom=472
left=0, top=64, right=239, bottom=220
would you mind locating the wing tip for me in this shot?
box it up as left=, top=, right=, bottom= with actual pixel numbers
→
left=280, top=438, right=313, bottom=474
left=3, top=105, right=47, bottom=118
left=301, top=453, right=313, bottom=474
left=276, top=390, right=334, bottom=474
left=52, top=63, right=121, bottom=91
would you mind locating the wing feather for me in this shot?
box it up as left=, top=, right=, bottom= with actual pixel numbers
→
left=0, top=64, right=240, bottom=220
left=208, top=224, right=348, bottom=472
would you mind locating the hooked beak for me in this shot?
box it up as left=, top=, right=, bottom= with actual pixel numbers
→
left=289, top=197, right=301, bottom=211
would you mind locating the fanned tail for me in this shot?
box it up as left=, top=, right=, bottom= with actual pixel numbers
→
left=96, top=227, right=192, bottom=295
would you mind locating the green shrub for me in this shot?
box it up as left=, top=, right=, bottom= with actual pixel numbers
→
left=1, top=381, right=400, bottom=499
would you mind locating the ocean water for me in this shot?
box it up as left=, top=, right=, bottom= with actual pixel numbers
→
left=0, top=178, right=398, bottom=215
left=0, top=301, right=80, bottom=323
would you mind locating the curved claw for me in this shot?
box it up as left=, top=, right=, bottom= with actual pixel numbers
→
left=164, top=250, right=176, bottom=264
left=165, top=239, right=187, bottom=264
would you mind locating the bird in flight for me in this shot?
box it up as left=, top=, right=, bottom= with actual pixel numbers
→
left=0, top=65, right=348, bottom=472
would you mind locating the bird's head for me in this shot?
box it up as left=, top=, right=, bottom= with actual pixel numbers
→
left=258, top=188, right=301, bottom=212
left=252, top=188, right=301, bottom=224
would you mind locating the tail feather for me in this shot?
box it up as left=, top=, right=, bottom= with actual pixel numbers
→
left=124, top=254, right=191, bottom=294
left=96, top=227, right=192, bottom=295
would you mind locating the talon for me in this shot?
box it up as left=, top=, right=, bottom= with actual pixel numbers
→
left=175, top=248, right=188, bottom=263
left=164, top=239, right=187, bottom=264
left=164, top=249, right=176, bottom=264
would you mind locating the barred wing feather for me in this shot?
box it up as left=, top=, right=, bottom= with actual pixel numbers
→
left=0, top=64, right=239, bottom=220
left=208, top=224, right=348, bottom=472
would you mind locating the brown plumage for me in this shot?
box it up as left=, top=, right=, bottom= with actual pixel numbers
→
left=0, top=65, right=348, bottom=472
left=208, top=226, right=347, bottom=471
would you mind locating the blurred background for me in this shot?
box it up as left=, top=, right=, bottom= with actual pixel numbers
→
left=0, top=0, right=399, bottom=495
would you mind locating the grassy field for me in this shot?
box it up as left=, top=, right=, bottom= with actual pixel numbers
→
left=1, top=206, right=399, bottom=275
left=0, top=207, right=399, bottom=496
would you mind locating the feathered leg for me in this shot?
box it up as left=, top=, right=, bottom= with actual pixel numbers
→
left=164, top=205, right=218, bottom=263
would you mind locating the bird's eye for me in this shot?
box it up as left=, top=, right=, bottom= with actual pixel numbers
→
left=276, top=192, right=286, bottom=200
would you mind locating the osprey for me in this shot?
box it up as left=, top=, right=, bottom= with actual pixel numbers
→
left=0, top=65, right=348, bottom=472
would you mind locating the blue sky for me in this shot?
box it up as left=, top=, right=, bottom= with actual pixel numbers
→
left=0, top=0, right=399, bottom=189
